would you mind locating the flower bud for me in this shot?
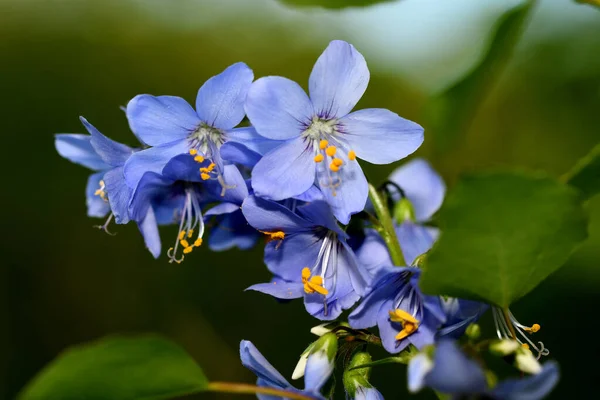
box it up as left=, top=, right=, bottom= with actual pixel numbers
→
left=304, top=333, right=338, bottom=391
left=465, top=323, right=481, bottom=340
left=292, top=343, right=314, bottom=380
left=343, top=352, right=373, bottom=398
left=393, top=197, right=416, bottom=223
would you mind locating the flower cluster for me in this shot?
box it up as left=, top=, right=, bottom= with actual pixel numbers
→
left=56, top=40, right=558, bottom=399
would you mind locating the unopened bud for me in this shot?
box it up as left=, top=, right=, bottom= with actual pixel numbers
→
left=343, top=352, right=373, bottom=398
left=304, top=333, right=338, bottom=390
left=393, top=198, right=416, bottom=223
left=465, top=323, right=481, bottom=340
left=292, top=343, right=314, bottom=380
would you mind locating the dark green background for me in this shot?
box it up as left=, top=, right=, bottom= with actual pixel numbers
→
left=3, top=0, right=599, bottom=399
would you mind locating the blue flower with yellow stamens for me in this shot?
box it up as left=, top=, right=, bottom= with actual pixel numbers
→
left=245, top=40, right=424, bottom=224
left=242, top=195, right=370, bottom=320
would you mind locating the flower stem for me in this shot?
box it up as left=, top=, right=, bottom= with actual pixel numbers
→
left=368, top=183, right=406, bottom=266
left=207, top=382, right=315, bottom=399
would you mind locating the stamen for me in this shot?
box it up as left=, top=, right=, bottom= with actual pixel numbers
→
left=325, top=146, right=337, bottom=157
left=329, top=162, right=340, bottom=172
left=201, top=173, right=210, bottom=180
left=348, top=150, right=356, bottom=161
left=189, top=149, right=198, bottom=156
left=301, top=267, right=329, bottom=295
left=94, top=180, right=108, bottom=202
left=492, top=308, right=550, bottom=359
left=332, top=158, right=343, bottom=167
left=94, top=213, right=117, bottom=236
left=319, top=139, right=328, bottom=150
left=168, top=189, right=205, bottom=264
left=525, top=323, right=541, bottom=333
left=314, top=154, right=324, bottom=163
left=389, top=309, right=420, bottom=341
left=194, top=155, right=205, bottom=163
left=258, top=230, right=285, bottom=249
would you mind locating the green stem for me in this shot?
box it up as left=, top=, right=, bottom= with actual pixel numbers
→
left=368, top=183, right=406, bottom=266
left=207, top=382, right=315, bottom=400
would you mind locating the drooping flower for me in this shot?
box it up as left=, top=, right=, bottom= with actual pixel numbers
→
left=348, top=266, right=445, bottom=354
left=124, top=62, right=263, bottom=190
left=245, top=40, right=424, bottom=224
left=240, top=340, right=328, bottom=399
left=408, top=340, right=559, bottom=399
left=242, top=195, right=370, bottom=320
left=55, top=117, right=135, bottom=232
left=128, top=153, right=246, bottom=261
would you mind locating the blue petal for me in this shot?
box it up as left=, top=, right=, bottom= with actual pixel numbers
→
left=304, top=352, right=333, bottom=392
left=242, top=195, right=313, bottom=233
left=128, top=172, right=177, bottom=221
left=123, top=139, right=189, bottom=188
left=408, top=353, right=434, bottom=393
left=226, top=126, right=283, bottom=156
left=205, top=202, right=240, bottom=217
left=389, top=158, right=446, bottom=222
left=245, top=76, right=313, bottom=140
left=378, top=304, right=409, bottom=354
left=195, top=62, right=254, bottom=130
left=239, top=340, right=291, bottom=389
left=317, top=152, right=368, bottom=224
left=438, top=299, right=488, bottom=339
left=55, top=134, right=109, bottom=171
left=162, top=153, right=205, bottom=183
left=206, top=164, right=249, bottom=205
left=355, top=387, right=385, bottom=400
left=137, top=207, right=161, bottom=258
left=348, top=268, right=400, bottom=329
left=308, top=40, right=369, bottom=119
left=252, top=138, right=316, bottom=201
left=220, top=141, right=262, bottom=167
left=103, top=166, right=132, bottom=224
left=294, top=185, right=324, bottom=202
left=356, top=229, right=392, bottom=276
left=208, top=212, right=258, bottom=251
left=126, top=95, right=199, bottom=146
left=341, top=240, right=371, bottom=297
left=264, top=231, right=322, bottom=281
left=80, top=117, right=133, bottom=167
left=425, top=340, right=487, bottom=395
left=396, top=222, right=437, bottom=266
left=491, top=361, right=559, bottom=400
left=340, top=108, right=423, bottom=164
left=296, top=201, right=344, bottom=236
left=86, top=171, right=111, bottom=217
left=247, top=279, right=304, bottom=300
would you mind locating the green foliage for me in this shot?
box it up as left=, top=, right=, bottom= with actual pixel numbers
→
left=278, top=0, right=395, bottom=9
left=426, top=2, right=534, bottom=151
left=420, top=171, right=588, bottom=307
left=18, top=335, right=208, bottom=400
left=563, top=143, right=600, bottom=199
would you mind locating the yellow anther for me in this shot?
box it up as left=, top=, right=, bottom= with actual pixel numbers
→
left=525, top=323, right=541, bottom=333
left=194, top=238, right=203, bottom=247
left=332, top=158, right=343, bottom=167
left=348, top=150, right=356, bottom=161
left=325, top=146, right=337, bottom=157
left=389, top=309, right=419, bottom=341
left=329, top=162, right=340, bottom=172
left=258, top=230, right=285, bottom=241
left=178, top=231, right=186, bottom=240
left=207, top=163, right=216, bottom=172
left=180, top=239, right=190, bottom=248
left=194, top=155, right=205, bottom=163
left=319, top=139, right=329, bottom=150
left=187, top=229, right=194, bottom=238
left=189, top=149, right=198, bottom=156
left=301, top=267, right=329, bottom=295
left=201, top=173, right=210, bottom=180
left=522, top=343, right=530, bottom=350
left=302, top=267, right=311, bottom=280
left=183, top=246, right=194, bottom=254
left=200, top=168, right=209, bottom=173
left=314, top=154, right=324, bottom=163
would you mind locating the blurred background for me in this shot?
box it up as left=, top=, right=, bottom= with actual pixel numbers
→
left=2, top=0, right=599, bottom=398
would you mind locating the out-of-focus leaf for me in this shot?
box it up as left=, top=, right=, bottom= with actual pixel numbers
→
left=575, top=0, right=600, bottom=9
left=18, top=335, right=208, bottom=400
left=420, top=171, right=588, bottom=307
left=563, top=142, right=600, bottom=199
left=427, top=2, right=535, bottom=151
left=278, top=0, right=395, bottom=9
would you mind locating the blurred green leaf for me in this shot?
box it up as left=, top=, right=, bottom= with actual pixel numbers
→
left=278, top=0, right=395, bottom=9
left=420, top=171, right=588, bottom=307
left=18, top=335, right=208, bottom=400
left=427, top=2, right=534, bottom=151
left=563, top=143, right=600, bottom=199
left=575, top=0, right=600, bottom=9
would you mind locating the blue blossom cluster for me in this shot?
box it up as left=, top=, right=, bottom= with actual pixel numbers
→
left=56, top=40, right=558, bottom=399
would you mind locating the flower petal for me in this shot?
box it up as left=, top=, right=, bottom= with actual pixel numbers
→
left=81, top=117, right=133, bottom=167
left=389, top=158, right=446, bottom=222
left=242, top=195, right=313, bottom=232
left=309, top=40, right=369, bottom=118
left=220, top=141, right=262, bottom=167
left=304, top=351, right=333, bottom=392
left=205, top=202, right=241, bottom=217
left=356, top=229, right=392, bottom=277
left=123, top=139, right=189, bottom=188
left=226, top=126, right=283, bottom=156
left=340, top=108, right=423, bottom=165
left=55, top=134, right=109, bottom=171
left=408, top=353, right=434, bottom=393
left=296, top=201, right=344, bottom=236
left=251, top=138, right=316, bottom=201
left=208, top=211, right=258, bottom=251
left=246, top=279, right=304, bottom=300
left=355, top=387, right=385, bottom=400
left=128, top=172, right=177, bottom=222
left=86, top=171, right=111, bottom=217
left=239, top=340, right=291, bottom=389
left=126, top=95, right=199, bottom=146
left=491, top=361, right=559, bottom=400
left=378, top=305, right=409, bottom=354
left=245, top=76, right=313, bottom=140
left=317, top=152, right=368, bottom=224
left=348, top=268, right=399, bottom=329
left=136, top=207, right=161, bottom=259
left=195, top=62, right=253, bottom=130
left=264, top=231, right=322, bottom=281
left=103, top=166, right=132, bottom=224
left=396, top=222, right=437, bottom=266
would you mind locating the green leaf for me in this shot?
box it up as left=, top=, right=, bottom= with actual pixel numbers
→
left=562, top=142, right=600, bottom=199
left=277, top=0, right=395, bottom=9
left=18, top=334, right=208, bottom=400
left=420, top=171, right=588, bottom=307
left=427, top=2, right=534, bottom=151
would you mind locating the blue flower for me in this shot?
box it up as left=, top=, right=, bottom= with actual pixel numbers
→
left=124, top=62, right=262, bottom=190
left=128, top=153, right=247, bottom=261
left=245, top=40, right=424, bottom=224
left=242, top=195, right=370, bottom=320
left=355, top=387, right=384, bottom=400
left=240, top=340, right=327, bottom=400
left=348, top=266, right=445, bottom=354
left=437, top=298, right=488, bottom=339
left=55, top=117, right=135, bottom=231
left=408, top=340, right=559, bottom=399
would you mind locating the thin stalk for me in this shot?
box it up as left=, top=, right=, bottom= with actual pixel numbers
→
left=368, top=183, right=406, bottom=266
left=502, top=307, right=517, bottom=340
left=207, top=382, right=315, bottom=400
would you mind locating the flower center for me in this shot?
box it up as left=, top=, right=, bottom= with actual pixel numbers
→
left=389, top=309, right=420, bottom=341
left=167, top=188, right=205, bottom=264
left=188, top=123, right=225, bottom=154
left=491, top=307, right=548, bottom=359
left=94, top=179, right=108, bottom=202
